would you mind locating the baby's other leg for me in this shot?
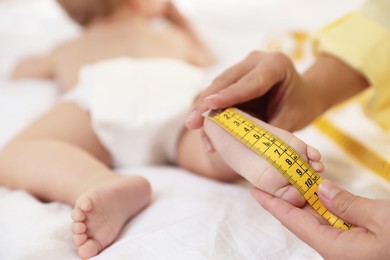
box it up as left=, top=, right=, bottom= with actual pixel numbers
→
left=176, top=128, right=240, bottom=182
left=203, top=109, right=323, bottom=207
left=0, top=103, right=151, bottom=259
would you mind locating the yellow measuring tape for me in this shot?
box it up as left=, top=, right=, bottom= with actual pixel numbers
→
left=314, top=117, right=390, bottom=182
left=206, top=108, right=352, bottom=231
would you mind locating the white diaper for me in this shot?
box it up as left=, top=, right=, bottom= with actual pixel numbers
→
left=64, top=58, right=205, bottom=168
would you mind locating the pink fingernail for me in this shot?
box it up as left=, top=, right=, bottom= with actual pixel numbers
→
left=204, top=93, right=220, bottom=102
left=186, top=111, right=197, bottom=123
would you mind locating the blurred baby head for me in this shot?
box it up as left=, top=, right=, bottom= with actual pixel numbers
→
left=57, top=0, right=167, bottom=26
left=57, top=0, right=123, bottom=26
left=132, top=0, right=167, bottom=18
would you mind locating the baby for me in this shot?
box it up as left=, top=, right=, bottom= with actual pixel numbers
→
left=12, top=0, right=212, bottom=91
left=0, top=0, right=323, bottom=259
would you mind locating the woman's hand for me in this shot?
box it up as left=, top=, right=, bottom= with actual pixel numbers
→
left=186, top=51, right=369, bottom=132
left=252, top=180, right=390, bottom=259
left=186, top=51, right=323, bottom=132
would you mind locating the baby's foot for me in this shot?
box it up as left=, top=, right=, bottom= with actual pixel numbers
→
left=204, top=108, right=323, bottom=207
left=71, top=175, right=151, bottom=259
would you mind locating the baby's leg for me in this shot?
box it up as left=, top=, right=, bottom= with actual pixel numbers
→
left=204, top=109, right=323, bottom=206
left=176, top=128, right=240, bottom=182
left=0, top=103, right=151, bottom=259
left=177, top=108, right=322, bottom=207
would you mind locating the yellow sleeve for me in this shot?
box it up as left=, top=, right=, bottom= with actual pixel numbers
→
left=312, top=0, right=390, bottom=130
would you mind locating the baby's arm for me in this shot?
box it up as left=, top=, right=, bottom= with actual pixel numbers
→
left=11, top=53, right=54, bottom=80
left=164, top=2, right=214, bottom=66
left=164, top=2, right=200, bottom=44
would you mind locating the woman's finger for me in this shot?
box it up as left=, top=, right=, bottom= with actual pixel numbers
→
left=186, top=52, right=264, bottom=129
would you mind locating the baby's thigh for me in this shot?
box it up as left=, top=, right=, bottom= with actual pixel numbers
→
left=14, top=102, right=111, bottom=166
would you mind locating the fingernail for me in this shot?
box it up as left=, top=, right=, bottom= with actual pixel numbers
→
left=186, top=111, right=197, bottom=123
left=204, top=93, right=220, bottom=102
left=319, top=180, right=342, bottom=200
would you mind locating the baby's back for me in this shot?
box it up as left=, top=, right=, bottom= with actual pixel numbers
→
left=53, top=21, right=194, bottom=90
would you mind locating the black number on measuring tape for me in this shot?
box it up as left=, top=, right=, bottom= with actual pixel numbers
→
left=296, top=168, right=303, bottom=176
left=224, top=114, right=232, bottom=119
left=233, top=121, right=240, bottom=126
left=274, top=149, right=281, bottom=156
left=305, top=178, right=314, bottom=188
left=253, top=134, right=260, bottom=140
left=244, top=127, right=251, bottom=132
left=285, top=159, right=293, bottom=166
left=343, top=222, right=352, bottom=228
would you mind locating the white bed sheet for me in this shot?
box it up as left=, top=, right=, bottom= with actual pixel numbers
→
left=2, top=0, right=390, bottom=259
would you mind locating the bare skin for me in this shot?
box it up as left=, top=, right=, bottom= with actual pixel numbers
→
left=0, top=103, right=151, bottom=258
left=252, top=181, right=390, bottom=259
left=0, top=104, right=323, bottom=259
left=186, top=47, right=382, bottom=259
left=186, top=52, right=369, bottom=132
left=3, top=1, right=214, bottom=258
left=11, top=2, right=213, bottom=91
left=5, top=2, right=213, bottom=257
left=188, top=108, right=324, bottom=207
left=71, top=175, right=151, bottom=259
left=3, top=2, right=325, bottom=259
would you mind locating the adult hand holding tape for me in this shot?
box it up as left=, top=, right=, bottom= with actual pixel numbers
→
left=186, top=0, right=390, bottom=257
left=203, top=107, right=390, bottom=259
left=205, top=108, right=351, bottom=230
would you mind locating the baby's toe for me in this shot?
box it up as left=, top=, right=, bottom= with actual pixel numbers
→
left=71, top=208, right=86, bottom=222
left=310, top=161, right=324, bottom=173
left=73, top=233, right=88, bottom=246
left=78, top=239, right=102, bottom=260
left=72, top=222, right=87, bottom=234
left=76, top=196, right=93, bottom=212
left=307, top=145, right=321, bottom=162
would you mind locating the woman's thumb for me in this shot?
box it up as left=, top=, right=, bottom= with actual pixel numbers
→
left=318, top=180, right=374, bottom=228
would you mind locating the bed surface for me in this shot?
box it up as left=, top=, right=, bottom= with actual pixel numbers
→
left=1, top=0, right=389, bottom=259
